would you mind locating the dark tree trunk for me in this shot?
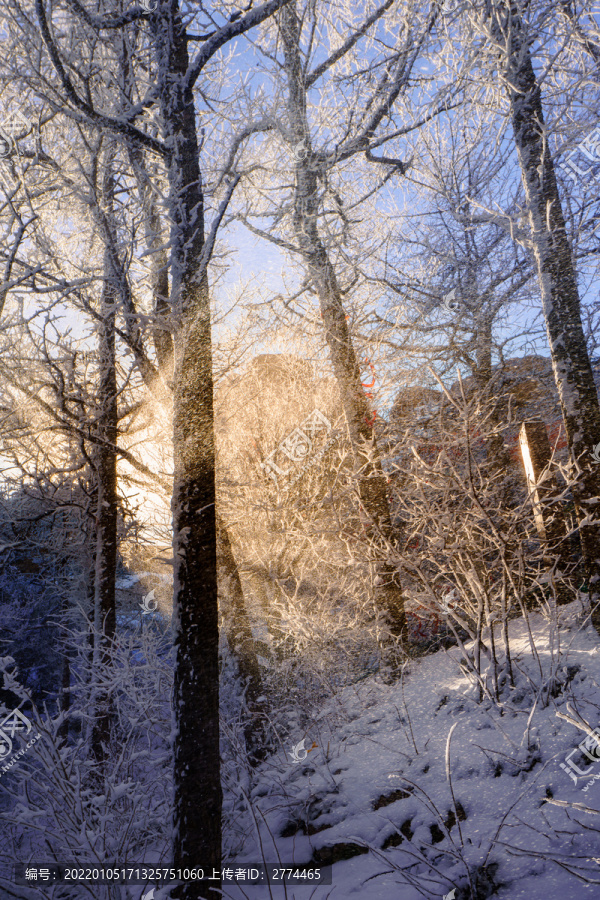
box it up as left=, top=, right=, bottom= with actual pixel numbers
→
left=128, top=144, right=264, bottom=766
left=493, top=6, right=600, bottom=627
left=155, top=12, right=221, bottom=896
left=216, top=516, right=267, bottom=763
left=280, top=1, right=406, bottom=643
left=90, top=152, right=118, bottom=766
left=170, top=309, right=221, bottom=898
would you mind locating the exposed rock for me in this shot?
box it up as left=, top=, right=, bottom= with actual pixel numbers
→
left=372, top=787, right=412, bottom=810
left=312, top=842, right=368, bottom=864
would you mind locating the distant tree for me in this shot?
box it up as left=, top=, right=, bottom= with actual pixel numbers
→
left=371, top=122, right=540, bottom=495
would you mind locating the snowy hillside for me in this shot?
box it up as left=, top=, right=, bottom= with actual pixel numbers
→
left=220, top=599, right=600, bottom=900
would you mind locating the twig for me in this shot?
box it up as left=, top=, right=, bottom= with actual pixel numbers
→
left=445, top=722, right=464, bottom=847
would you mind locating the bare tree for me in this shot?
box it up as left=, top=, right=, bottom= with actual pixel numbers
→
left=481, top=1, right=600, bottom=629
left=232, top=0, right=453, bottom=645
left=26, top=0, right=293, bottom=891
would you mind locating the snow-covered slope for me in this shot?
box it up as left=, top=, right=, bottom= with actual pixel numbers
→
left=222, top=599, right=600, bottom=899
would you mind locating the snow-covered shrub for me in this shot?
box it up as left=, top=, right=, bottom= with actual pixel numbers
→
left=0, top=488, right=88, bottom=710
left=384, top=382, right=577, bottom=701
left=0, top=613, right=173, bottom=900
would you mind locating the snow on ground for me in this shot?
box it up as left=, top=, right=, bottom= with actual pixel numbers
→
left=218, top=599, right=600, bottom=900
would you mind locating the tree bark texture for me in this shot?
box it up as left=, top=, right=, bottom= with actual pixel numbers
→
left=155, top=10, right=221, bottom=895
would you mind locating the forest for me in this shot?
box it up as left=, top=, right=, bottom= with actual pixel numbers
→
left=1, top=0, right=600, bottom=897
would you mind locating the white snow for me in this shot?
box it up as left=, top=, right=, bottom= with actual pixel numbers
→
left=220, top=598, right=600, bottom=899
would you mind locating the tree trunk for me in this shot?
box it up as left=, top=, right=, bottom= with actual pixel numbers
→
left=129, top=143, right=174, bottom=381
left=216, top=516, right=267, bottom=763
left=280, top=1, right=406, bottom=643
left=493, top=7, right=600, bottom=627
left=157, top=14, right=221, bottom=896
left=90, top=150, right=118, bottom=767
left=128, top=146, right=264, bottom=768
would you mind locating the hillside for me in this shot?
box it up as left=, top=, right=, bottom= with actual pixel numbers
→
left=220, top=598, right=600, bottom=900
